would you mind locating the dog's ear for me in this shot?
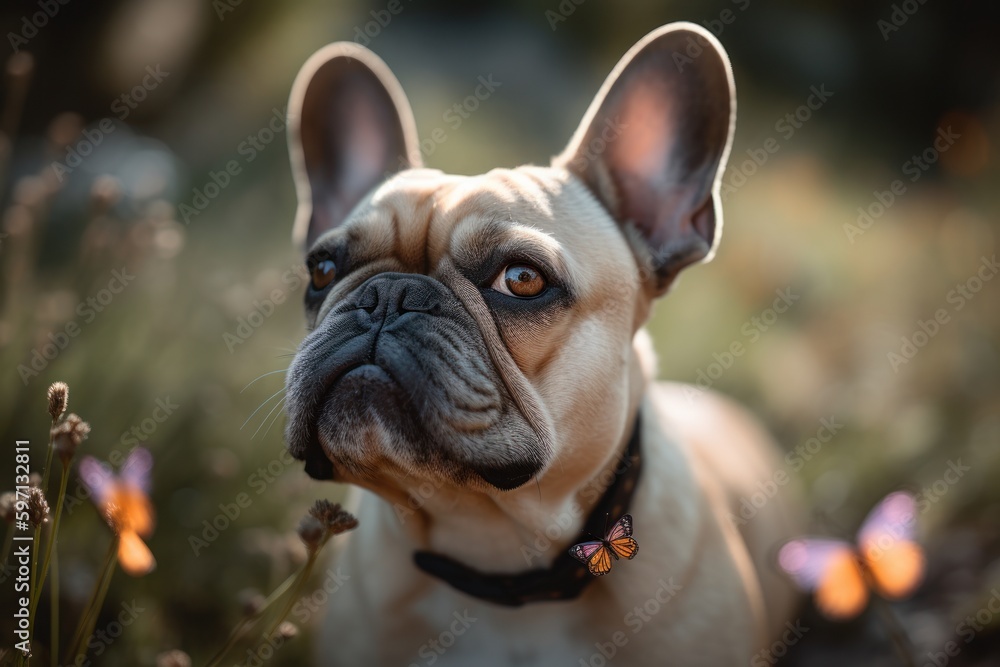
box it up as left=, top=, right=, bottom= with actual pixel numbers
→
left=554, top=23, right=735, bottom=295
left=288, top=43, right=421, bottom=250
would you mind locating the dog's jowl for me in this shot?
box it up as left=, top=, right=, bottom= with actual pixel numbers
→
left=283, top=23, right=804, bottom=666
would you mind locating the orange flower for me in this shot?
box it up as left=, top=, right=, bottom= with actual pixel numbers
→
left=80, top=448, right=156, bottom=575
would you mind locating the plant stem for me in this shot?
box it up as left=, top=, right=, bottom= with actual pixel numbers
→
left=65, top=536, right=117, bottom=663
left=16, top=524, right=44, bottom=666
left=873, top=598, right=918, bottom=667
left=204, top=559, right=309, bottom=667
left=39, top=415, right=58, bottom=498
left=0, top=524, right=12, bottom=579
left=265, top=551, right=317, bottom=639
left=75, top=556, right=116, bottom=665
left=49, top=548, right=58, bottom=667
left=30, top=465, right=70, bottom=619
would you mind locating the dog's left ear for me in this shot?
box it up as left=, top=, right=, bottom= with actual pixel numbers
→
left=554, top=23, right=735, bottom=295
left=288, top=43, right=421, bottom=250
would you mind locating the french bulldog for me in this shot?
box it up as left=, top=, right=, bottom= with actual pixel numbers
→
left=283, top=22, right=803, bottom=666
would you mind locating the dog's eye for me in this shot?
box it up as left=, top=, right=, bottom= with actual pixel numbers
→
left=492, top=264, right=547, bottom=298
left=310, top=258, right=337, bottom=291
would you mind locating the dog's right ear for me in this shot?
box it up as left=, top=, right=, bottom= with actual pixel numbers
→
left=288, top=43, right=421, bottom=250
left=554, top=24, right=735, bottom=296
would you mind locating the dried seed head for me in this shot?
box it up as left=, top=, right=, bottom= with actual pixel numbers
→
left=276, top=622, right=298, bottom=640
left=296, top=514, right=324, bottom=553
left=28, top=472, right=42, bottom=488
left=47, top=381, right=68, bottom=420
left=52, top=413, right=90, bottom=465
left=309, top=500, right=358, bottom=538
left=155, top=649, right=191, bottom=667
left=0, top=492, right=15, bottom=523
left=26, top=487, right=49, bottom=527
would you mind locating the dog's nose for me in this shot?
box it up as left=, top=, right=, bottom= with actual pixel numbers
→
left=354, top=273, right=444, bottom=320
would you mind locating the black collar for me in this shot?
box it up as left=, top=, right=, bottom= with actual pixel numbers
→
left=413, top=412, right=644, bottom=607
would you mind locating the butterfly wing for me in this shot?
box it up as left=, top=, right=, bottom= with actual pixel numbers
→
left=586, top=545, right=614, bottom=576
left=78, top=456, right=113, bottom=506
left=857, top=491, right=918, bottom=549
left=606, top=514, right=633, bottom=541
left=816, top=549, right=869, bottom=620
left=569, top=540, right=603, bottom=564
left=865, top=540, right=924, bottom=600
left=118, top=529, right=156, bottom=576
left=609, top=536, right=639, bottom=560
left=569, top=541, right=613, bottom=576
left=778, top=538, right=868, bottom=620
left=121, top=447, right=153, bottom=493
left=856, top=492, right=924, bottom=599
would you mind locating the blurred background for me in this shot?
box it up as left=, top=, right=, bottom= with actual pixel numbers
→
left=0, top=0, right=998, bottom=664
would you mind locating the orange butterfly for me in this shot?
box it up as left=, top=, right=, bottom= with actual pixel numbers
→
left=80, top=448, right=156, bottom=576
left=778, top=491, right=924, bottom=620
left=569, top=514, right=639, bottom=576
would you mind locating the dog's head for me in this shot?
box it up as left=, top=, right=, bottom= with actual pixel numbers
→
left=283, top=24, right=734, bottom=500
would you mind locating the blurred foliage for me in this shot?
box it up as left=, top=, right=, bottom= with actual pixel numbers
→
left=0, top=0, right=998, bottom=664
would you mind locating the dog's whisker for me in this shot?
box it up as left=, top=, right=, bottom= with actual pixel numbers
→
left=241, top=386, right=287, bottom=431
left=254, top=396, right=287, bottom=440
left=240, top=368, right=290, bottom=394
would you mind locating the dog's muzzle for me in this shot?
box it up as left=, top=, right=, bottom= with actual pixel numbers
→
left=284, top=272, right=544, bottom=488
